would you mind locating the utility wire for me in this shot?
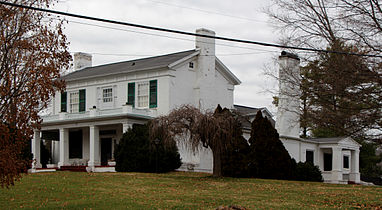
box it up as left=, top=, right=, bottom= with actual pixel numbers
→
left=146, top=0, right=269, bottom=24
left=1, top=1, right=381, bottom=58
left=71, top=51, right=271, bottom=57
left=65, top=18, right=277, bottom=54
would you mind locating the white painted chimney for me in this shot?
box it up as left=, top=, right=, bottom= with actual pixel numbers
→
left=275, top=51, right=301, bottom=138
left=194, top=28, right=217, bottom=111
left=73, top=52, right=92, bottom=71
left=195, top=28, right=216, bottom=56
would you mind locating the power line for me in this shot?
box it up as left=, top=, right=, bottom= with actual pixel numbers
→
left=71, top=51, right=271, bottom=57
left=65, top=18, right=277, bottom=54
left=1, top=1, right=381, bottom=58
left=146, top=0, right=269, bottom=24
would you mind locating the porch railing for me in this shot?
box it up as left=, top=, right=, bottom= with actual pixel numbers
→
left=41, top=105, right=157, bottom=123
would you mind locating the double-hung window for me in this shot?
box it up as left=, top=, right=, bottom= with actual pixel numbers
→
left=129, top=80, right=157, bottom=108
left=103, top=88, right=113, bottom=103
left=61, top=89, right=86, bottom=113
left=137, top=82, right=149, bottom=108
left=70, top=92, right=79, bottom=113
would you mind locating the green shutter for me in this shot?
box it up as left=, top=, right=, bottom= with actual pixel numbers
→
left=61, top=92, right=67, bottom=112
left=149, top=80, right=157, bottom=108
left=79, top=89, right=86, bottom=112
left=127, top=82, right=135, bottom=107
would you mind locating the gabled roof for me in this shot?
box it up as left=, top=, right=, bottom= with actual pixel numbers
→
left=62, top=50, right=197, bottom=81
left=234, top=105, right=262, bottom=116
left=234, top=104, right=275, bottom=130
left=62, top=49, right=241, bottom=86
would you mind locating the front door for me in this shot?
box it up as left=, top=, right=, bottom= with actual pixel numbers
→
left=101, top=138, right=112, bottom=166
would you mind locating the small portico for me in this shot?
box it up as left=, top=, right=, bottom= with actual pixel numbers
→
left=317, top=137, right=361, bottom=184
left=280, top=135, right=361, bottom=184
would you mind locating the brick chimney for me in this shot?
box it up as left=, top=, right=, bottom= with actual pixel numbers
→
left=73, top=52, right=92, bottom=71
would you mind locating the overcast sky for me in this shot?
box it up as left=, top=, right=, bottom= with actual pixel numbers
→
left=54, top=0, right=281, bottom=113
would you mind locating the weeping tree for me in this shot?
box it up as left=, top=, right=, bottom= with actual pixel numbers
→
left=149, top=105, right=245, bottom=177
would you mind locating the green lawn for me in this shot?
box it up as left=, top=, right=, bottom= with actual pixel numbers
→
left=0, top=172, right=381, bottom=209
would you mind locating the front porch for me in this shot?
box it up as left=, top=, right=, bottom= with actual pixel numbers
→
left=31, top=106, right=151, bottom=172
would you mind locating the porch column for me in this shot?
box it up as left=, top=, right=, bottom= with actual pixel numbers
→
left=88, top=125, right=100, bottom=168
left=350, top=149, right=360, bottom=183
left=318, top=148, right=324, bottom=172
left=31, top=130, right=42, bottom=169
left=331, top=146, right=343, bottom=183
left=58, top=128, right=69, bottom=167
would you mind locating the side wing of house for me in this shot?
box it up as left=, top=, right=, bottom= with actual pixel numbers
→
left=168, top=56, right=240, bottom=111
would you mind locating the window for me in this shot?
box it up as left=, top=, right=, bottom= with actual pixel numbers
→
left=324, top=153, right=332, bottom=171
left=130, top=80, right=157, bottom=108
left=343, top=155, right=349, bottom=169
left=137, top=82, right=149, bottom=108
left=306, top=150, right=314, bottom=164
left=69, top=92, right=79, bottom=113
left=103, top=88, right=113, bottom=103
left=189, top=62, right=194, bottom=68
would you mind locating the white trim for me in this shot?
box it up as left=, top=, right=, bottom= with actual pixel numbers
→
left=215, top=57, right=241, bottom=85
left=168, top=51, right=200, bottom=68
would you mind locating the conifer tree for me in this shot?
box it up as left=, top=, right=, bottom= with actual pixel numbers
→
left=248, top=111, right=294, bottom=179
left=114, top=124, right=181, bottom=173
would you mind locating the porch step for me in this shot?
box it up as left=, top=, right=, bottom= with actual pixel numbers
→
left=59, top=166, right=87, bottom=172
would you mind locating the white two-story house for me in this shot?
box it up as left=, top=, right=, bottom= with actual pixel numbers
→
left=32, top=28, right=241, bottom=172
left=31, top=28, right=361, bottom=184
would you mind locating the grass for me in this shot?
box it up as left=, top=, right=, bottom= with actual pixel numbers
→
left=0, top=171, right=381, bottom=209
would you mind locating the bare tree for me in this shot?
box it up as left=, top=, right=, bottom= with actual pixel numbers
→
left=149, top=105, right=243, bottom=177
left=337, top=0, right=382, bottom=54
left=267, top=0, right=382, bottom=142
left=0, top=0, right=71, bottom=187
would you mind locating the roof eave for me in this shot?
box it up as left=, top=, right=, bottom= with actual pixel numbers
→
left=167, top=50, right=200, bottom=68
left=62, top=66, right=170, bottom=82
left=215, top=57, right=241, bottom=85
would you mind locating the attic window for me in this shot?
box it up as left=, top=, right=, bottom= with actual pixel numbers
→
left=189, top=62, right=194, bottom=68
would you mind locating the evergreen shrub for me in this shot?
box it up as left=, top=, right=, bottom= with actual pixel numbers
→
left=294, top=161, right=323, bottom=182
left=221, top=135, right=250, bottom=178
left=114, top=124, right=181, bottom=173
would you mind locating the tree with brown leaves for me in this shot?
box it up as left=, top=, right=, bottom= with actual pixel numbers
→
left=0, top=0, right=70, bottom=187
left=149, top=105, right=244, bottom=177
